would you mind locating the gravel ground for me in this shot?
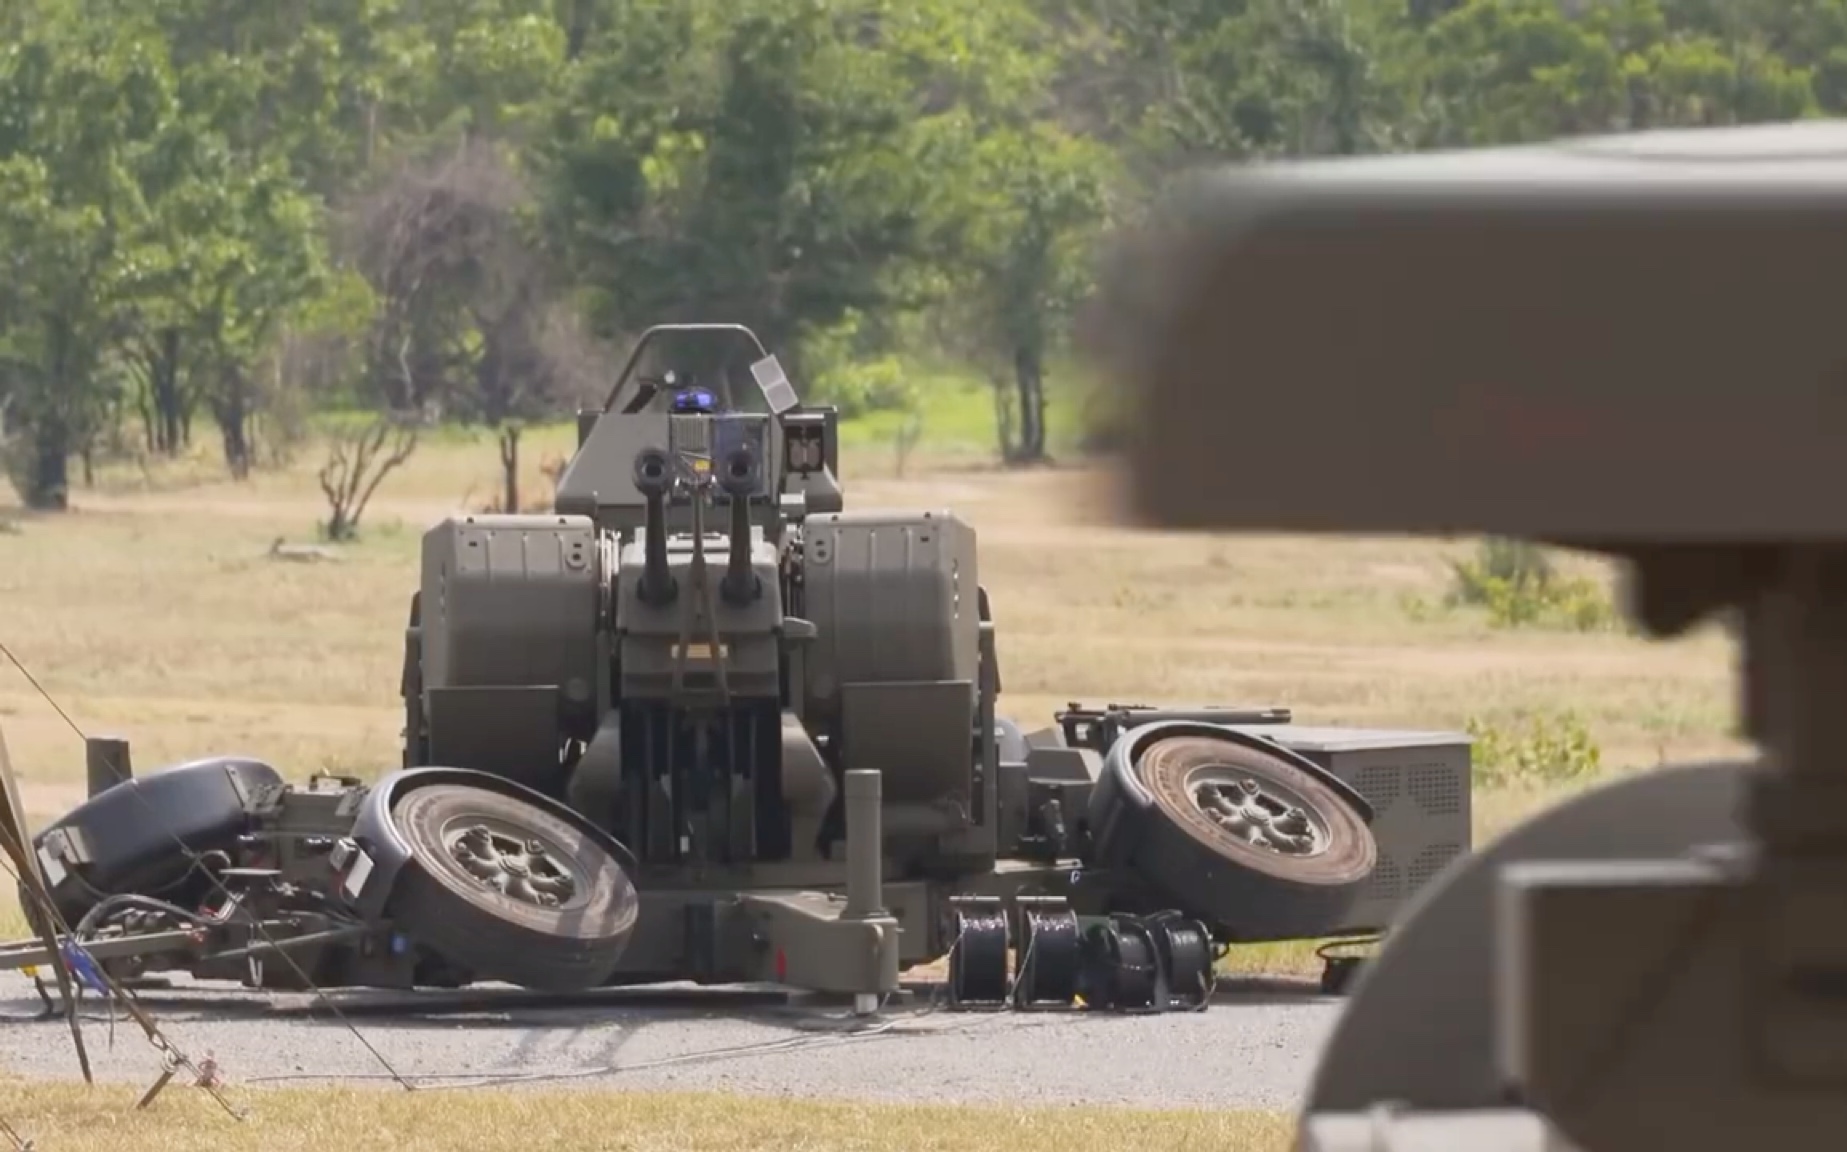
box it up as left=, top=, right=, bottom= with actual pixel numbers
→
left=0, top=976, right=1342, bottom=1109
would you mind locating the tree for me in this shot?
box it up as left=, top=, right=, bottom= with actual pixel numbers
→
left=541, top=0, right=996, bottom=368
left=6, top=0, right=1841, bottom=488
left=122, top=126, right=332, bottom=476
left=0, top=11, right=173, bottom=507
left=938, top=124, right=1113, bottom=463
left=1405, top=0, right=1814, bottom=146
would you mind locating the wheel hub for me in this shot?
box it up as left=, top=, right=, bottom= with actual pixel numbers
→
left=1192, top=772, right=1328, bottom=856
left=446, top=823, right=578, bottom=907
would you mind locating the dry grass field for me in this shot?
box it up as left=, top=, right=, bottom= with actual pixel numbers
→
left=0, top=1082, right=1296, bottom=1152
left=0, top=420, right=1744, bottom=1150
left=0, top=1078, right=1300, bottom=1152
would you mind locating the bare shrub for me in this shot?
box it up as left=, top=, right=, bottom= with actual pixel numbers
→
left=318, top=418, right=419, bottom=541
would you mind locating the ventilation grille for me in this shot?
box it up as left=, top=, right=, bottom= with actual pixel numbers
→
left=1340, top=754, right=1469, bottom=914
left=1410, top=842, right=1464, bottom=890
left=1351, top=765, right=1402, bottom=814
left=1348, top=761, right=1464, bottom=812
left=1406, top=763, right=1464, bottom=815
left=1365, top=858, right=1405, bottom=902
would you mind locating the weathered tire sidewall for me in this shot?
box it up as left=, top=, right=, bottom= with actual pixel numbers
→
left=387, top=784, right=639, bottom=989
left=1109, top=731, right=1379, bottom=941
left=1140, top=736, right=1376, bottom=886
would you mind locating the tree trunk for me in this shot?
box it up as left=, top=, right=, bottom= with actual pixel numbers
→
left=562, top=0, right=591, bottom=60
left=27, top=316, right=78, bottom=509
left=214, top=374, right=253, bottom=481
left=1010, top=345, right=1048, bottom=463
left=152, top=327, right=186, bottom=456
left=136, top=391, right=155, bottom=455
left=499, top=425, right=521, bottom=513
left=990, top=370, right=1016, bottom=460
left=27, top=418, right=70, bottom=511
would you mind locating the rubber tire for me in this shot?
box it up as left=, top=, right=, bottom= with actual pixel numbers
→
left=1121, top=734, right=1377, bottom=941
left=385, top=784, right=640, bottom=991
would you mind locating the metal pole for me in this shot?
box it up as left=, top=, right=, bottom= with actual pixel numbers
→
left=0, top=718, right=92, bottom=1082
left=843, top=769, right=884, bottom=921
left=85, top=736, right=132, bottom=799
left=842, top=768, right=887, bottom=1016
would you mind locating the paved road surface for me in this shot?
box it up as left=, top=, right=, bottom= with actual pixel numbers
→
left=0, top=975, right=1342, bottom=1110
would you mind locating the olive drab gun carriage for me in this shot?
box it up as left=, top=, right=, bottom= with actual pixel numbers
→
left=3, top=322, right=1471, bottom=1014
left=1095, top=119, right=1847, bottom=1149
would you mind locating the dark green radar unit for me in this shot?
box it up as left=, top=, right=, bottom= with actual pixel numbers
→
left=1094, top=119, right=1847, bottom=1151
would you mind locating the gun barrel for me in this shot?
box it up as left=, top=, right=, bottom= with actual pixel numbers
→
left=718, top=444, right=762, bottom=605
left=633, top=447, right=677, bottom=606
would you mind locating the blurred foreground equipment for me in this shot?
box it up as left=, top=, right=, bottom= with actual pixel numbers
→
left=1094, top=119, right=1847, bottom=1151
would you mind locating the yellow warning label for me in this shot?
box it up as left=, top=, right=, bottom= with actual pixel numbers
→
left=675, top=642, right=728, bottom=661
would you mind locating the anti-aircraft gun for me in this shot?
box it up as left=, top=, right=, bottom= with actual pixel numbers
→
left=1094, top=119, right=1847, bottom=1149
left=2, top=323, right=1473, bottom=1014
left=393, top=318, right=1479, bottom=1003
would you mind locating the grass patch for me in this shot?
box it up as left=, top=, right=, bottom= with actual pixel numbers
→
left=1466, top=711, right=1602, bottom=789
left=1404, top=537, right=1624, bottom=633
left=0, top=1083, right=1293, bottom=1151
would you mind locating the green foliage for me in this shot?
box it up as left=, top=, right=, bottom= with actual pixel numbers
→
left=1467, top=710, right=1603, bottom=788
left=1445, top=538, right=1620, bottom=633
left=7, top=0, right=1847, bottom=505
left=799, top=311, right=919, bottom=420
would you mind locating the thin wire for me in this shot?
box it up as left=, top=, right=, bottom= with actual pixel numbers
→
left=0, top=849, right=198, bottom=1103
left=242, top=990, right=1038, bottom=1091
left=0, top=1112, right=32, bottom=1151
left=242, top=922, right=1029, bottom=1091
left=0, top=645, right=82, bottom=742
left=0, top=638, right=415, bottom=1091
left=0, top=810, right=97, bottom=1083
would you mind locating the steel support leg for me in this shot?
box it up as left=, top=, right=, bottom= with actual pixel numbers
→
left=842, top=768, right=885, bottom=1015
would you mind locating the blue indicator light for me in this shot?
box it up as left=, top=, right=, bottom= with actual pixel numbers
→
left=672, top=387, right=717, bottom=414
